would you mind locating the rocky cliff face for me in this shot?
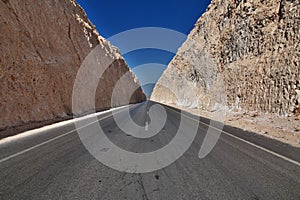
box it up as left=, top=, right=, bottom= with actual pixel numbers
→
left=151, top=0, right=299, bottom=116
left=0, top=0, right=146, bottom=136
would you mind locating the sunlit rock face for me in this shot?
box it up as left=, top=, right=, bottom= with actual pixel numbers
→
left=0, top=0, right=146, bottom=135
left=151, top=0, right=299, bottom=116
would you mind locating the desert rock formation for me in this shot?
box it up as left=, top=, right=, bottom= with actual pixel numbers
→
left=0, top=0, right=146, bottom=136
left=151, top=0, right=299, bottom=116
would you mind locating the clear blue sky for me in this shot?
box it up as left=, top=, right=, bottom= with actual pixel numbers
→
left=76, top=0, right=211, bottom=98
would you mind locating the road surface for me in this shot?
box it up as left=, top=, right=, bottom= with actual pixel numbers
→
left=0, top=101, right=299, bottom=199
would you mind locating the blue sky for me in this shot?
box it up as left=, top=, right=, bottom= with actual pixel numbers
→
left=76, top=0, right=211, bottom=97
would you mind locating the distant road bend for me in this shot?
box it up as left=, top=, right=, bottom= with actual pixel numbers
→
left=0, top=101, right=299, bottom=199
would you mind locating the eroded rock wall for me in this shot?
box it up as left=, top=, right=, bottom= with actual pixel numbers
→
left=0, top=0, right=146, bottom=136
left=151, top=0, right=299, bottom=116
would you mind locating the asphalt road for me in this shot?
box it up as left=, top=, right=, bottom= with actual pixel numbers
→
left=0, top=101, right=299, bottom=199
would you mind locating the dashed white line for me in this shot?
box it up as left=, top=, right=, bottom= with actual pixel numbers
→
left=145, top=121, right=149, bottom=131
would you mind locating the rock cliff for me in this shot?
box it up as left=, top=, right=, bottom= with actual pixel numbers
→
left=0, top=0, right=146, bottom=137
left=151, top=0, right=299, bottom=116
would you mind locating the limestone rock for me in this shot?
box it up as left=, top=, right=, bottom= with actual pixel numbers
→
left=0, top=0, right=146, bottom=136
left=151, top=0, right=299, bottom=116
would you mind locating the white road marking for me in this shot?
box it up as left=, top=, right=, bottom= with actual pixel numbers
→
left=167, top=107, right=300, bottom=167
left=145, top=121, right=149, bottom=131
left=0, top=105, right=129, bottom=146
left=0, top=105, right=131, bottom=163
left=1, top=102, right=299, bottom=168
